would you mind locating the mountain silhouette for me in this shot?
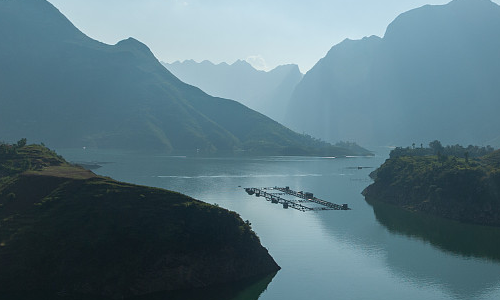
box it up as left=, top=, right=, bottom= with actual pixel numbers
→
left=163, top=60, right=303, bottom=124
left=285, top=0, right=500, bottom=147
left=0, top=0, right=368, bottom=156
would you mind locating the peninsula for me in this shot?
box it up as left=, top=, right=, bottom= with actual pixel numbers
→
left=0, top=141, right=280, bottom=299
left=363, top=141, right=500, bottom=226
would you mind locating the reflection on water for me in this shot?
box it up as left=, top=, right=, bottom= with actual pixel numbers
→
left=132, top=273, right=276, bottom=300
left=156, top=173, right=323, bottom=179
left=367, top=199, right=500, bottom=262
left=55, top=148, right=500, bottom=300
left=3, top=273, right=276, bottom=300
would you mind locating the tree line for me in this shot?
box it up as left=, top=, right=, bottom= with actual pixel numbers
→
left=0, top=138, right=27, bottom=157
left=389, top=140, right=495, bottom=159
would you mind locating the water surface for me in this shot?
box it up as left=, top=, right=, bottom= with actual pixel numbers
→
left=59, top=149, right=500, bottom=300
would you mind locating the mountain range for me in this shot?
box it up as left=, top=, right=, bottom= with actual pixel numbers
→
left=163, top=60, right=303, bottom=124
left=0, top=0, right=369, bottom=156
left=284, top=0, right=500, bottom=147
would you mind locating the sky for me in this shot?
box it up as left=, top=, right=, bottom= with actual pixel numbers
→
left=48, top=0, right=498, bottom=73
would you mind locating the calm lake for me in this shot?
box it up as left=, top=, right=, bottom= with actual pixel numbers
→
left=58, top=148, right=500, bottom=300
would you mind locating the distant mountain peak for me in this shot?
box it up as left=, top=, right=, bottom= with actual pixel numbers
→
left=163, top=58, right=304, bottom=123
left=200, top=59, right=215, bottom=66
left=362, top=35, right=381, bottom=41
left=232, top=59, right=255, bottom=69
left=446, top=0, right=500, bottom=12
left=116, top=37, right=149, bottom=50
left=384, top=0, right=500, bottom=39
left=233, top=59, right=248, bottom=64
left=285, top=0, right=500, bottom=146
left=114, top=37, right=160, bottom=63
left=165, top=59, right=302, bottom=75
left=449, top=0, right=497, bottom=5
left=269, top=64, right=304, bottom=76
left=0, top=0, right=84, bottom=43
left=0, top=0, right=367, bottom=156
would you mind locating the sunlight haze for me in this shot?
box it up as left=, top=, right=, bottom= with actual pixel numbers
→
left=45, top=0, right=491, bottom=72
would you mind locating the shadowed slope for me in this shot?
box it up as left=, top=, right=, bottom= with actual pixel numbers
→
left=286, top=0, right=500, bottom=146
left=0, top=144, right=280, bottom=298
left=0, top=0, right=368, bottom=156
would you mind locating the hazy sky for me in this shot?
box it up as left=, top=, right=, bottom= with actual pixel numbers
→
left=48, top=0, right=498, bottom=73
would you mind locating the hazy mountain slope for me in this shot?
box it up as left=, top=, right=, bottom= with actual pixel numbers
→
left=163, top=60, right=303, bottom=123
left=285, top=0, right=500, bottom=146
left=286, top=36, right=383, bottom=144
left=0, top=0, right=368, bottom=156
left=0, top=0, right=235, bottom=153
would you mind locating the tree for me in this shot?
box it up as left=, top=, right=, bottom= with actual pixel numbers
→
left=437, top=151, right=447, bottom=166
left=16, top=138, right=27, bottom=148
left=429, top=140, right=444, bottom=154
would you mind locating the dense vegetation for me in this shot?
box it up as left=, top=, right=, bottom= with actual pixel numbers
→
left=0, top=141, right=280, bottom=299
left=0, top=139, right=64, bottom=176
left=363, top=141, right=500, bottom=226
left=0, top=0, right=370, bottom=157
left=389, top=140, right=495, bottom=159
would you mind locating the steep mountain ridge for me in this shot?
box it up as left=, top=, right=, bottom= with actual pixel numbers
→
left=0, top=0, right=367, bottom=156
left=163, top=60, right=303, bottom=123
left=285, top=0, right=500, bottom=146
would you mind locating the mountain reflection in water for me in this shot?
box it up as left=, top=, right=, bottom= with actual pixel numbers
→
left=367, top=199, right=500, bottom=262
left=2, top=272, right=276, bottom=300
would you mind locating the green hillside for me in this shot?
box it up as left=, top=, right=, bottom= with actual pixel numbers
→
left=0, top=141, right=280, bottom=298
left=0, top=0, right=370, bottom=157
left=363, top=143, right=500, bottom=226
